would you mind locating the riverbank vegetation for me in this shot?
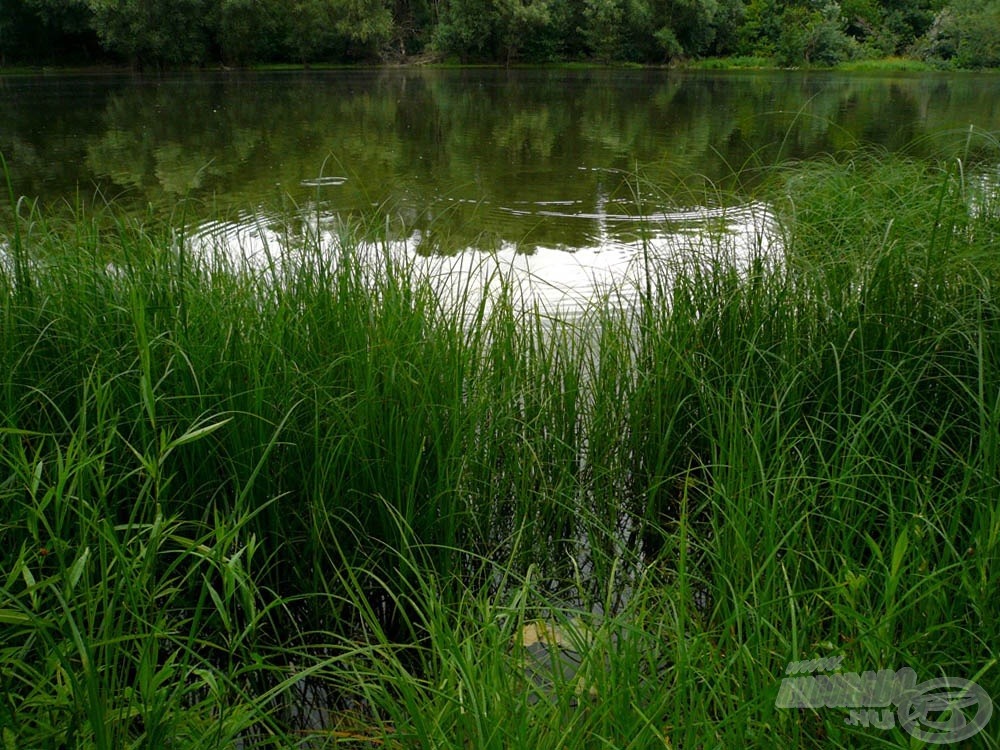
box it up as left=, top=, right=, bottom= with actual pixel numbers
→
left=2, top=148, right=999, bottom=746
left=2, top=0, right=1000, bottom=70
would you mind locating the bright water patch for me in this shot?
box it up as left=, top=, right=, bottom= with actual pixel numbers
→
left=970, top=168, right=1000, bottom=221
left=300, top=176, right=349, bottom=188
left=188, top=201, right=778, bottom=319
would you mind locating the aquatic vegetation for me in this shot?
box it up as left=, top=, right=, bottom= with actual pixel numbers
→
left=0, top=152, right=998, bottom=747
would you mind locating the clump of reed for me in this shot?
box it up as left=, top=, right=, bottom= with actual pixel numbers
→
left=1, top=148, right=998, bottom=747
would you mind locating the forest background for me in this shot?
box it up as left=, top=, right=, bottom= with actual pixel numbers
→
left=1, top=0, right=999, bottom=71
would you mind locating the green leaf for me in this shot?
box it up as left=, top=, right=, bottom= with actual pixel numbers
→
left=170, top=417, right=233, bottom=449
left=67, top=546, right=91, bottom=592
left=0, top=609, right=31, bottom=626
left=890, top=527, right=909, bottom=579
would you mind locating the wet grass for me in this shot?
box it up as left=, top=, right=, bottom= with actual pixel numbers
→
left=1, top=150, right=999, bottom=747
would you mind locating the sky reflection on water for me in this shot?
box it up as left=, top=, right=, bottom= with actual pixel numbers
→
left=190, top=200, right=776, bottom=317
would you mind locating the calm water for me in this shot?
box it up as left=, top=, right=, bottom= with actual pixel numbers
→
left=3, top=69, right=999, bottom=307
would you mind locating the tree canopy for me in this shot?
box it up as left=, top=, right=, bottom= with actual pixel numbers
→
left=2, top=0, right=991, bottom=69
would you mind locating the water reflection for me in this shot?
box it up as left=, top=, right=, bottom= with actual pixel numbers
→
left=191, top=199, right=775, bottom=318
left=3, top=70, right=999, bottom=237
left=3, top=69, right=998, bottom=299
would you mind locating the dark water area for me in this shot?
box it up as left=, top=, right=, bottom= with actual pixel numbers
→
left=2, top=68, right=999, bottom=256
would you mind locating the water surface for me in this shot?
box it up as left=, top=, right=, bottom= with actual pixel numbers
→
left=2, top=69, right=998, bottom=307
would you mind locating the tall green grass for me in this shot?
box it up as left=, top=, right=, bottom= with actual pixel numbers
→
left=1, top=150, right=998, bottom=747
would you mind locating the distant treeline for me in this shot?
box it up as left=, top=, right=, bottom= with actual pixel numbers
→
left=1, top=0, right=998, bottom=69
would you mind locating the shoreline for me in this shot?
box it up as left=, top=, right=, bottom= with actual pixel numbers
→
left=2, top=55, right=982, bottom=79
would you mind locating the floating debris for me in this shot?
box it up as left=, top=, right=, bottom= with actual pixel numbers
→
left=300, top=176, right=348, bottom=187
left=517, top=618, right=601, bottom=703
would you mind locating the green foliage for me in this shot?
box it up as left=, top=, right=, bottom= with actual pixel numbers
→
left=24, top=0, right=92, bottom=35
left=496, top=0, right=554, bottom=63
left=835, top=54, right=935, bottom=70
left=84, top=0, right=216, bottom=66
left=282, top=0, right=340, bottom=62
left=916, top=0, right=1000, bottom=68
left=653, top=0, right=744, bottom=58
left=703, top=0, right=745, bottom=54
left=216, top=0, right=283, bottom=65
left=777, top=1, right=857, bottom=66
left=3, top=149, right=1000, bottom=745
left=655, top=24, right=685, bottom=60
left=433, top=0, right=490, bottom=59
left=1, top=0, right=999, bottom=67
left=1, top=0, right=97, bottom=65
left=0, top=0, right=30, bottom=64
left=390, top=0, right=435, bottom=56
left=883, top=0, right=938, bottom=43
left=579, top=0, right=654, bottom=62
left=2, top=146, right=1000, bottom=745
left=735, top=0, right=782, bottom=56
left=432, top=0, right=548, bottom=62
left=331, top=0, right=396, bottom=57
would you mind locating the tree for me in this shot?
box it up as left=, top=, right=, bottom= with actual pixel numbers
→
left=432, top=0, right=501, bottom=60
left=579, top=0, right=654, bottom=62
left=25, top=0, right=92, bottom=36
left=216, top=0, right=283, bottom=65
left=916, top=0, right=1000, bottom=68
left=496, top=0, right=553, bottom=63
left=777, top=1, right=856, bottom=65
left=704, top=0, right=744, bottom=55
left=2, top=0, right=99, bottom=65
left=881, top=0, right=938, bottom=47
left=85, top=0, right=215, bottom=67
left=0, top=0, right=30, bottom=65
left=736, top=0, right=782, bottom=56
left=332, top=0, right=396, bottom=58
left=282, top=0, right=341, bottom=63
left=655, top=0, right=711, bottom=58
left=545, top=0, right=587, bottom=57
left=389, top=0, right=435, bottom=57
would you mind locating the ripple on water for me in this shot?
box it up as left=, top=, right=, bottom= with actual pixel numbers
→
left=186, top=200, right=779, bottom=319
